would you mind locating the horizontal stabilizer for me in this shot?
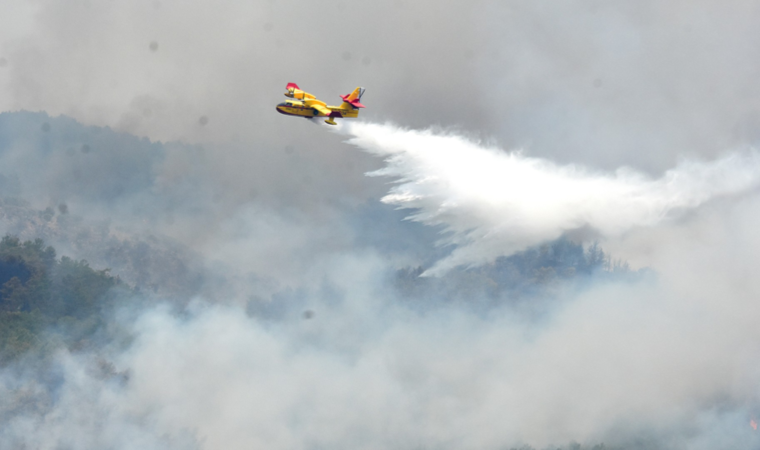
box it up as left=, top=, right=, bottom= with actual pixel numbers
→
left=340, top=87, right=366, bottom=108
left=340, top=96, right=365, bottom=108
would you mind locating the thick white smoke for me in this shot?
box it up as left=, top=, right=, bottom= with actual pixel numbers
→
left=341, top=122, right=760, bottom=274
left=5, top=260, right=760, bottom=450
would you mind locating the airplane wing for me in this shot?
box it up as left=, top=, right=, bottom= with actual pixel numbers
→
left=285, top=82, right=316, bottom=100
left=304, top=99, right=331, bottom=116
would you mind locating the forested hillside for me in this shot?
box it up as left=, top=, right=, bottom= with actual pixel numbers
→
left=0, top=235, right=128, bottom=364
left=0, top=111, right=206, bottom=300
left=394, top=238, right=633, bottom=307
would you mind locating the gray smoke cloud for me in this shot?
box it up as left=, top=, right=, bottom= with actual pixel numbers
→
left=0, top=1, right=760, bottom=449
left=4, top=228, right=760, bottom=449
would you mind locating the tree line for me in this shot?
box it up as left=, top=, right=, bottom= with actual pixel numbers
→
left=0, top=235, right=129, bottom=364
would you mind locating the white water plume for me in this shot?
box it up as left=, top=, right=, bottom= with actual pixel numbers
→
left=340, top=122, right=760, bottom=274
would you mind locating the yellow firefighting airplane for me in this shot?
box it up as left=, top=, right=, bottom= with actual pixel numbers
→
left=276, top=83, right=365, bottom=125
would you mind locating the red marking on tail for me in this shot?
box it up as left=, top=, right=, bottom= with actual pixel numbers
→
left=286, top=82, right=300, bottom=90
left=340, top=94, right=365, bottom=108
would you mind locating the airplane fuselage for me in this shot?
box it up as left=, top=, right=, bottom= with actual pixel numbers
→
left=276, top=100, right=359, bottom=119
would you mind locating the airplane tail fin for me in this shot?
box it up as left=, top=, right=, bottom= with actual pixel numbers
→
left=340, top=87, right=366, bottom=109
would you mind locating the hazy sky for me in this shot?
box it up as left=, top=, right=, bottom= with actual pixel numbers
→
left=1, top=1, right=760, bottom=171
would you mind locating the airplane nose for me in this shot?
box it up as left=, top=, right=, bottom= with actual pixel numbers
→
left=276, top=102, right=291, bottom=115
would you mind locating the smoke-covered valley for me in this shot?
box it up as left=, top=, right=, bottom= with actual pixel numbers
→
left=1, top=1, right=760, bottom=450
